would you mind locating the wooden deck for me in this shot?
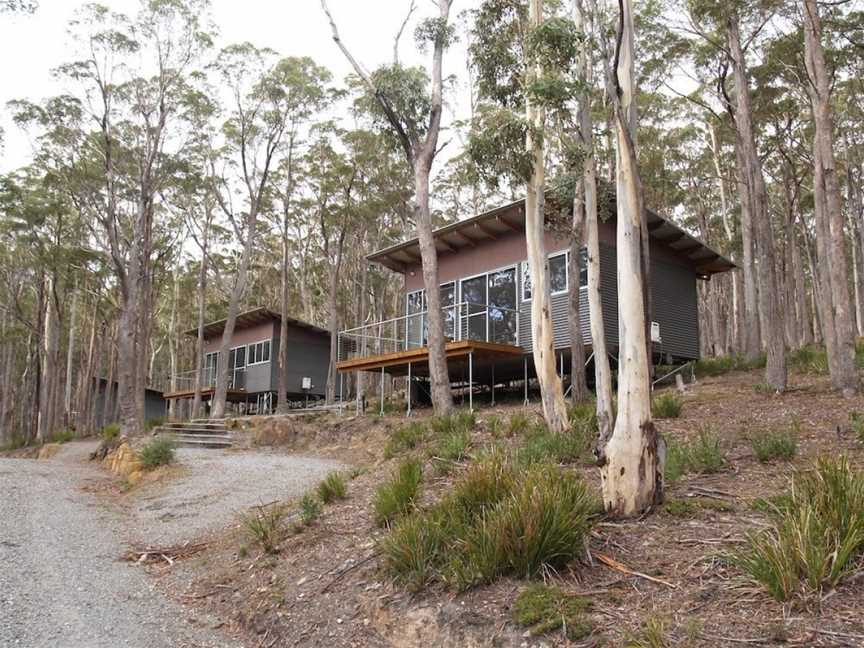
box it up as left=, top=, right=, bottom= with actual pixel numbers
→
left=336, top=339, right=524, bottom=376
left=163, top=387, right=248, bottom=401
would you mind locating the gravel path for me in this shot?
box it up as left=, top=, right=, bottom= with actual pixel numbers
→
left=0, top=442, right=238, bottom=648
left=128, top=448, right=343, bottom=546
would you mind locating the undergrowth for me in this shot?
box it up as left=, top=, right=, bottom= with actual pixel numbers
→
left=373, top=457, right=423, bottom=527
left=734, top=456, right=864, bottom=601
left=512, top=584, right=592, bottom=641
left=651, top=392, right=682, bottom=419
left=750, top=424, right=798, bottom=463
left=51, top=429, right=75, bottom=444
left=665, top=429, right=725, bottom=482
left=694, top=353, right=765, bottom=378
left=241, top=505, right=285, bottom=554
left=102, top=423, right=121, bottom=440
left=379, top=450, right=598, bottom=592
left=138, top=437, right=175, bottom=469
left=317, top=471, right=347, bottom=504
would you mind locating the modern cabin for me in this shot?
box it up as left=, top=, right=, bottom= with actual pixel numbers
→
left=165, top=307, right=331, bottom=416
left=336, top=197, right=734, bottom=403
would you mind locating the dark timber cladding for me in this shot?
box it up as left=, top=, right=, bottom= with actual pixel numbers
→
left=366, top=194, right=734, bottom=363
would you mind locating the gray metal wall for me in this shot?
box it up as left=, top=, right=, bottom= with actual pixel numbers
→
left=517, top=244, right=699, bottom=360
left=271, top=326, right=330, bottom=397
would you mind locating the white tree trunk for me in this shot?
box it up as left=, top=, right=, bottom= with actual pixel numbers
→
left=600, top=0, right=663, bottom=516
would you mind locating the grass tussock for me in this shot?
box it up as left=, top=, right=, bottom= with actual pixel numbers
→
left=380, top=452, right=598, bottom=592
left=138, top=437, right=175, bottom=469
left=750, top=425, right=798, bottom=463
left=51, top=429, right=75, bottom=444
left=102, top=423, right=121, bottom=440
left=664, top=497, right=734, bottom=518
left=625, top=616, right=669, bottom=648
left=384, top=422, right=426, bottom=459
left=512, top=584, right=592, bottom=641
left=788, top=345, right=829, bottom=375
left=734, top=456, right=864, bottom=601
left=317, top=471, right=347, bottom=504
left=241, top=505, right=285, bottom=554
left=849, top=411, right=864, bottom=442
left=384, top=410, right=477, bottom=459
left=298, top=493, right=322, bottom=526
left=664, top=429, right=725, bottom=482
left=518, top=420, right=592, bottom=466
left=505, top=410, right=534, bottom=437
left=373, top=457, right=423, bottom=527
left=694, top=353, right=764, bottom=378
left=651, top=392, right=682, bottom=419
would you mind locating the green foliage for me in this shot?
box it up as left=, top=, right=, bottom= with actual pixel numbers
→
left=380, top=452, right=598, bottom=592
left=693, top=353, right=765, bottom=378
left=466, top=105, right=532, bottom=184
left=428, top=409, right=476, bottom=436
left=625, top=616, right=669, bottom=648
left=317, top=471, right=347, bottom=504
left=144, top=417, right=164, bottom=432
left=138, top=438, right=175, bottom=469
left=734, top=457, right=864, bottom=601
left=298, top=493, right=322, bottom=526
left=241, top=505, right=285, bottom=554
left=102, top=423, right=121, bottom=440
left=505, top=410, right=534, bottom=437
left=751, top=494, right=793, bottom=515
left=414, top=17, right=458, bottom=52
left=512, top=584, right=592, bottom=641
left=469, top=0, right=529, bottom=108
left=664, top=430, right=725, bottom=482
left=384, top=421, right=426, bottom=459
left=518, top=421, right=591, bottom=466
left=431, top=430, right=471, bottom=474
left=849, top=411, right=864, bottom=441
left=1, top=434, right=29, bottom=451
left=51, top=429, right=75, bottom=444
left=373, top=457, right=423, bottom=527
left=651, top=392, right=682, bottom=419
left=353, top=64, right=431, bottom=144
left=750, top=427, right=798, bottom=463
left=788, top=345, right=828, bottom=375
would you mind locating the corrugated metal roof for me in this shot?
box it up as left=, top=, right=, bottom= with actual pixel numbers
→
left=368, top=196, right=735, bottom=278
left=183, top=306, right=330, bottom=339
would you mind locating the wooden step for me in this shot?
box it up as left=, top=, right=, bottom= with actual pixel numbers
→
left=168, top=435, right=233, bottom=449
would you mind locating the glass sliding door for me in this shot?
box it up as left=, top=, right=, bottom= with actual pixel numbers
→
left=441, top=282, right=456, bottom=340
left=488, top=267, right=517, bottom=345
left=460, top=274, right=488, bottom=341
left=406, top=290, right=425, bottom=349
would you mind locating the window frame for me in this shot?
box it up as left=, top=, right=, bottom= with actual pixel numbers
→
left=246, top=339, right=272, bottom=366
left=521, top=249, right=570, bottom=302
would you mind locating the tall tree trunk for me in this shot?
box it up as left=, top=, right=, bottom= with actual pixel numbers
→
left=728, top=13, right=786, bottom=390
left=601, top=0, right=662, bottom=516
left=64, top=285, right=78, bottom=432
left=733, top=142, right=761, bottom=358
left=192, top=220, right=210, bottom=420
left=326, top=228, right=348, bottom=404
left=525, top=0, right=568, bottom=434
left=168, top=273, right=179, bottom=420
left=277, top=136, right=297, bottom=414
left=803, top=0, right=858, bottom=395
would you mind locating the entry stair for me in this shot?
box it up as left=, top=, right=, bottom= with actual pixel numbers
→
left=152, top=419, right=233, bottom=449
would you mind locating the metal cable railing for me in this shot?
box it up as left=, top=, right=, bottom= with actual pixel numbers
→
left=168, top=367, right=246, bottom=393
left=337, top=301, right=520, bottom=363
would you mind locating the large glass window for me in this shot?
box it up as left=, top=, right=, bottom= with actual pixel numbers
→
left=460, top=274, right=487, bottom=341
left=406, top=283, right=458, bottom=348
left=521, top=250, right=575, bottom=300
left=406, top=290, right=425, bottom=349
left=488, top=267, right=518, bottom=345
left=247, top=340, right=271, bottom=365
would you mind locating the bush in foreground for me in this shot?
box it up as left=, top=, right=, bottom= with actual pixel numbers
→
left=102, top=423, right=121, bottom=440
left=750, top=427, right=798, bottom=463
left=651, top=392, right=682, bottom=419
left=241, top=505, right=285, bottom=554
left=373, top=457, right=423, bottom=527
left=664, top=430, right=725, bottom=482
left=734, top=456, right=864, bottom=601
left=138, top=438, right=175, bottom=469
left=317, top=471, right=347, bottom=504
left=380, top=452, right=598, bottom=592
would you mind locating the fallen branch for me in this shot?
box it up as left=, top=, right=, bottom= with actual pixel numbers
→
left=122, top=541, right=209, bottom=564
left=320, top=552, right=380, bottom=593
left=807, top=628, right=864, bottom=642
left=700, top=633, right=769, bottom=645
left=593, top=551, right=677, bottom=589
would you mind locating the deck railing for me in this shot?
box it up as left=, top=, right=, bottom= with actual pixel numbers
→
left=167, top=366, right=246, bottom=394
left=337, top=300, right=519, bottom=363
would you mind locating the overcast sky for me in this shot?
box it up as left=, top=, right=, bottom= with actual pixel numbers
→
left=0, top=0, right=476, bottom=173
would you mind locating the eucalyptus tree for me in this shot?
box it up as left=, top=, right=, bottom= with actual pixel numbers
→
left=802, top=0, right=857, bottom=395
left=208, top=46, right=322, bottom=418
left=598, top=0, right=664, bottom=515
left=321, top=0, right=457, bottom=415
left=467, top=0, right=581, bottom=432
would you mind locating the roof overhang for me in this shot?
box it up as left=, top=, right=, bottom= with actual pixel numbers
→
left=183, top=306, right=330, bottom=339
left=367, top=198, right=735, bottom=279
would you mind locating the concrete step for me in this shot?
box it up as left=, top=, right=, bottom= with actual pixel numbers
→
left=162, top=422, right=226, bottom=431
left=157, top=426, right=227, bottom=435
left=168, top=435, right=233, bottom=449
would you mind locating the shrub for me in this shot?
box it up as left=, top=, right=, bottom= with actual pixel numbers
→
left=51, top=429, right=75, bottom=444
left=518, top=422, right=590, bottom=466
left=788, top=345, right=829, bottom=375
left=625, top=616, right=669, bottom=648
left=694, top=353, right=764, bottom=378
left=373, top=457, right=423, bottom=526
left=298, top=493, right=322, bottom=526
left=429, top=410, right=476, bottom=437
left=431, top=430, right=471, bottom=475
left=1, top=434, right=29, bottom=451
left=651, top=392, right=682, bottom=419
left=144, top=417, right=165, bottom=432
left=750, top=428, right=798, bottom=463
left=734, top=456, right=864, bottom=600
left=102, top=423, right=121, bottom=440
left=512, top=584, right=592, bottom=641
left=138, top=438, right=175, bottom=469
left=485, top=414, right=503, bottom=437
left=505, top=410, right=534, bottom=437
left=849, top=411, right=864, bottom=441
left=568, top=401, right=598, bottom=431
left=241, top=505, right=285, bottom=553
left=384, top=422, right=426, bottom=459
left=663, top=430, right=725, bottom=482
left=380, top=453, right=598, bottom=592
left=317, top=471, right=347, bottom=504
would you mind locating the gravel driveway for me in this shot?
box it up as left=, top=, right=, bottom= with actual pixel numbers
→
left=0, top=441, right=237, bottom=648
left=128, top=448, right=343, bottom=546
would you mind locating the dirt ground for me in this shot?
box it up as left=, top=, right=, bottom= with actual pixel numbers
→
left=140, top=368, right=864, bottom=647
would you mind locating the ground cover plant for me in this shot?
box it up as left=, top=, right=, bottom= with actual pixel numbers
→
left=750, top=424, right=798, bottom=463
left=373, top=457, right=423, bottom=526
left=512, top=583, right=592, bottom=641
left=138, top=437, right=175, bottom=469
left=316, top=471, right=347, bottom=503
left=735, top=456, right=864, bottom=601
left=651, top=392, right=682, bottom=419
left=664, top=429, right=725, bottom=482
left=241, top=504, right=286, bottom=554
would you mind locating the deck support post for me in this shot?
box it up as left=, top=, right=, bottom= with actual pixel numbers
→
left=380, top=367, right=385, bottom=416
left=339, top=373, right=344, bottom=404
left=469, top=351, right=474, bottom=411
left=523, top=355, right=529, bottom=405
left=559, top=351, right=564, bottom=380
left=407, top=362, right=412, bottom=417
left=491, top=362, right=495, bottom=406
